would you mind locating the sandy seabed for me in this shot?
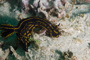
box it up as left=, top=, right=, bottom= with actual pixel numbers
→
left=0, top=0, right=90, bottom=60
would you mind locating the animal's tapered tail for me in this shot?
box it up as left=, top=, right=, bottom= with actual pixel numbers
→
left=0, top=24, right=17, bottom=38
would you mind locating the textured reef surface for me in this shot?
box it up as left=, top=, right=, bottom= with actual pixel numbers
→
left=0, top=0, right=90, bottom=60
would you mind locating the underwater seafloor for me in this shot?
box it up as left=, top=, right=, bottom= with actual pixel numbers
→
left=0, top=0, right=90, bottom=60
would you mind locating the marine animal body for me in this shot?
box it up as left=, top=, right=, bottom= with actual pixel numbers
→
left=0, top=17, right=60, bottom=51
